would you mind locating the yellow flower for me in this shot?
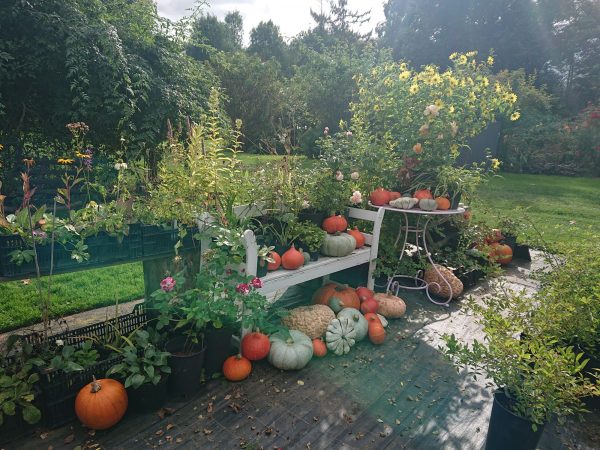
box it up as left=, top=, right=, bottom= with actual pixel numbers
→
left=399, top=70, right=411, bottom=81
left=508, top=93, right=518, bottom=104
left=434, top=99, right=444, bottom=108
left=482, top=77, right=489, bottom=87
left=458, top=55, right=468, bottom=65
left=495, top=83, right=502, bottom=93
left=431, top=74, right=443, bottom=84
left=374, top=104, right=381, bottom=111
left=510, top=111, right=521, bottom=121
left=57, top=158, right=74, bottom=165
left=487, top=56, right=494, bottom=66
left=468, top=92, right=477, bottom=102
left=409, top=84, right=419, bottom=94
left=466, top=51, right=477, bottom=57
left=491, top=158, right=501, bottom=170
left=449, top=52, right=458, bottom=60
left=449, top=105, right=455, bottom=113
left=450, top=144, right=460, bottom=156
left=449, top=77, right=459, bottom=87
left=0, top=144, right=4, bottom=151
left=399, top=62, right=408, bottom=71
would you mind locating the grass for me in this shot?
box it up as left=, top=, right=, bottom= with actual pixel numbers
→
left=0, top=262, right=144, bottom=332
left=1, top=171, right=597, bottom=333
left=473, top=173, right=600, bottom=247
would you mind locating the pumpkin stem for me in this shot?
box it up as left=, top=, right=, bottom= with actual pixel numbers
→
left=90, top=375, right=102, bottom=393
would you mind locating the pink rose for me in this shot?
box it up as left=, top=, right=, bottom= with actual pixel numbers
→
left=236, top=283, right=250, bottom=295
left=250, top=277, right=263, bottom=289
left=160, top=277, right=176, bottom=292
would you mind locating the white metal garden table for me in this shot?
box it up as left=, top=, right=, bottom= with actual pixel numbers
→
left=372, top=204, right=465, bottom=307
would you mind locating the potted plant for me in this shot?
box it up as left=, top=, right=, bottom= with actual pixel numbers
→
left=296, top=221, right=327, bottom=261
left=442, top=286, right=599, bottom=450
left=106, top=329, right=171, bottom=411
left=0, top=339, right=42, bottom=443
left=262, top=213, right=302, bottom=255
left=256, top=245, right=275, bottom=277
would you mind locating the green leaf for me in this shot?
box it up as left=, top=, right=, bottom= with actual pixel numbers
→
left=22, top=405, right=41, bottom=424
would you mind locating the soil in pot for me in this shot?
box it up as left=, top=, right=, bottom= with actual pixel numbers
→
left=127, top=376, right=169, bottom=412
left=485, top=391, right=545, bottom=450
left=165, top=336, right=206, bottom=397
left=203, top=325, right=235, bottom=378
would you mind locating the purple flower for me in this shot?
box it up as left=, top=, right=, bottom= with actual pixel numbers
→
left=82, top=147, right=93, bottom=170
left=160, top=276, right=176, bottom=292
left=32, top=229, right=47, bottom=239
left=250, top=277, right=263, bottom=289
left=236, top=283, right=250, bottom=295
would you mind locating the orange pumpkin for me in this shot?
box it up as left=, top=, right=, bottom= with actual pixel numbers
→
left=312, top=339, right=328, bottom=357
left=463, top=210, right=472, bottom=221
left=241, top=331, right=271, bottom=361
left=435, top=197, right=451, bottom=210
left=223, top=354, right=252, bottom=381
left=389, top=191, right=402, bottom=201
left=322, top=215, right=348, bottom=234
left=360, top=297, right=379, bottom=315
left=414, top=189, right=433, bottom=201
left=485, top=229, right=504, bottom=244
left=369, top=188, right=391, bottom=206
left=312, top=283, right=360, bottom=311
left=267, top=251, right=281, bottom=271
left=347, top=227, right=365, bottom=248
left=492, top=243, right=513, bottom=265
left=364, top=312, right=381, bottom=324
left=355, top=286, right=374, bottom=302
left=368, top=322, right=386, bottom=345
left=75, top=377, right=128, bottom=430
left=282, top=246, right=305, bottom=270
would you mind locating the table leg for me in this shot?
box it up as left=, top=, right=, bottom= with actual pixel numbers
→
left=421, top=217, right=453, bottom=307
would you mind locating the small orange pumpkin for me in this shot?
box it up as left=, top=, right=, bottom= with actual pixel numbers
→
left=223, top=354, right=252, bottom=381
left=347, top=227, right=365, bottom=248
left=492, top=243, right=513, bottom=265
left=282, top=246, right=305, bottom=270
left=267, top=251, right=281, bottom=271
left=312, top=338, right=327, bottom=357
left=355, top=286, right=374, bottom=302
left=414, top=189, right=433, bottom=201
left=389, top=191, right=402, bottom=201
left=241, top=331, right=270, bottom=361
left=75, top=377, right=128, bottom=430
left=360, top=297, right=378, bottom=315
left=322, top=215, right=348, bottom=234
left=368, top=322, right=386, bottom=345
left=369, top=188, right=391, bottom=206
left=435, top=197, right=451, bottom=210
left=364, top=312, right=381, bottom=324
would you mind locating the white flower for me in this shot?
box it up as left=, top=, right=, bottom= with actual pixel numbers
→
left=335, top=171, right=344, bottom=181
left=350, top=191, right=362, bottom=204
left=350, top=171, right=359, bottom=180
left=346, top=131, right=353, bottom=137
left=55, top=339, right=64, bottom=347
left=424, top=104, right=440, bottom=117
left=114, top=162, right=128, bottom=171
left=450, top=121, right=459, bottom=136
left=6, top=214, right=16, bottom=224
left=114, top=162, right=121, bottom=170
left=120, top=162, right=128, bottom=170
left=302, top=200, right=310, bottom=209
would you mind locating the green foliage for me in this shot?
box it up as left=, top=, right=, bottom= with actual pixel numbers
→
left=47, top=341, right=99, bottom=374
left=295, top=221, right=327, bottom=253
left=443, top=283, right=599, bottom=426
left=106, top=329, right=171, bottom=389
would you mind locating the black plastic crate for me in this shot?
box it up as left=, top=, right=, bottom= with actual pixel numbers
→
left=0, top=228, right=143, bottom=278
left=141, top=224, right=197, bottom=258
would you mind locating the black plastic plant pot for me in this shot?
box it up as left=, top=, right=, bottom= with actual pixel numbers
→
left=203, top=325, right=235, bottom=378
left=165, top=336, right=206, bottom=397
left=513, top=244, right=532, bottom=262
left=127, top=376, right=169, bottom=412
left=309, top=251, right=320, bottom=262
left=298, top=210, right=326, bottom=227
left=256, top=258, right=269, bottom=277
left=457, top=269, right=486, bottom=291
left=449, top=191, right=462, bottom=210
left=576, top=346, right=600, bottom=410
left=0, top=410, right=31, bottom=445
left=485, top=391, right=545, bottom=450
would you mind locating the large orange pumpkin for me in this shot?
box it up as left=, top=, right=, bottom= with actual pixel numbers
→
left=282, top=246, right=305, bottom=270
left=369, top=188, right=391, bottom=206
left=414, top=189, right=433, bottom=201
left=322, top=215, right=348, bottom=234
left=241, top=331, right=271, bottom=361
left=267, top=251, right=281, bottom=271
left=75, top=377, right=128, bottom=430
left=312, top=339, right=328, bottom=357
left=223, top=354, right=252, bottom=381
left=312, top=283, right=360, bottom=311
left=347, top=227, right=365, bottom=248
left=435, top=197, right=451, bottom=210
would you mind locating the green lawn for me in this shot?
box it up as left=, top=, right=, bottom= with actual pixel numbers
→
left=1, top=172, right=598, bottom=333
left=473, top=173, right=600, bottom=246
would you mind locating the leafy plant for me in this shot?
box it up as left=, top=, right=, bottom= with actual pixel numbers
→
left=106, top=330, right=171, bottom=389
left=296, top=221, right=327, bottom=253
left=46, top=341, right=99, bottom=374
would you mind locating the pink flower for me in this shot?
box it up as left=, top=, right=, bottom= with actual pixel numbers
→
left=350, top=191, right=362, bottom=205
left=236, top=283, right=250, bottom=295
left=350, top=171, right=359, bottom=180
left=346, top=131, right=353, bottom=137
left=160, top=277, right=176, bottom=292
left=250, top=277, right=263, bottom=289
left=335, top=171, right=344, bottom=181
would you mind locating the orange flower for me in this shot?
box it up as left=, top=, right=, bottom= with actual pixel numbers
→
left=413, top=143, right=423, bottom=154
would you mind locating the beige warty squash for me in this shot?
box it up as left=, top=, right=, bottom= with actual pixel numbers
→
left=423, top=264, right=464, bottom=300
left=281, top=304, right=336, bottom=339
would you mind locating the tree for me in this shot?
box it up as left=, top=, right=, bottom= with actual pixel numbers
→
left=224, top=11, right=244, bottom=48
left=248, top=21, right=289, bottom=72
left=188, top=13, right=241, bottom=60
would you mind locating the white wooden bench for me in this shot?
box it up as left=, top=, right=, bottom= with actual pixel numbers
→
left=237, top=206, right=385, bottom=298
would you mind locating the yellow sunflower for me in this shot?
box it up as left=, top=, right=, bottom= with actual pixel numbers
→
left=510, top=111, right=521, bottom=121
left=409, top=84, right=419, bottom=94
left=57, top=158, right=74, bottom=165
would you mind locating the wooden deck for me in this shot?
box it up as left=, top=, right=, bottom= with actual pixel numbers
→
left=5, top=256, right=600, bottom=450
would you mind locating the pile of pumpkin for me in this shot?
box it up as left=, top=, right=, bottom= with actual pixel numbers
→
left=369, top=187, right=451, bottom=211
left=221, top=282, right=408, bottom=384
left=477, top=228, right=513, bottom=265
left=263, top=216, right=367, bottom=273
